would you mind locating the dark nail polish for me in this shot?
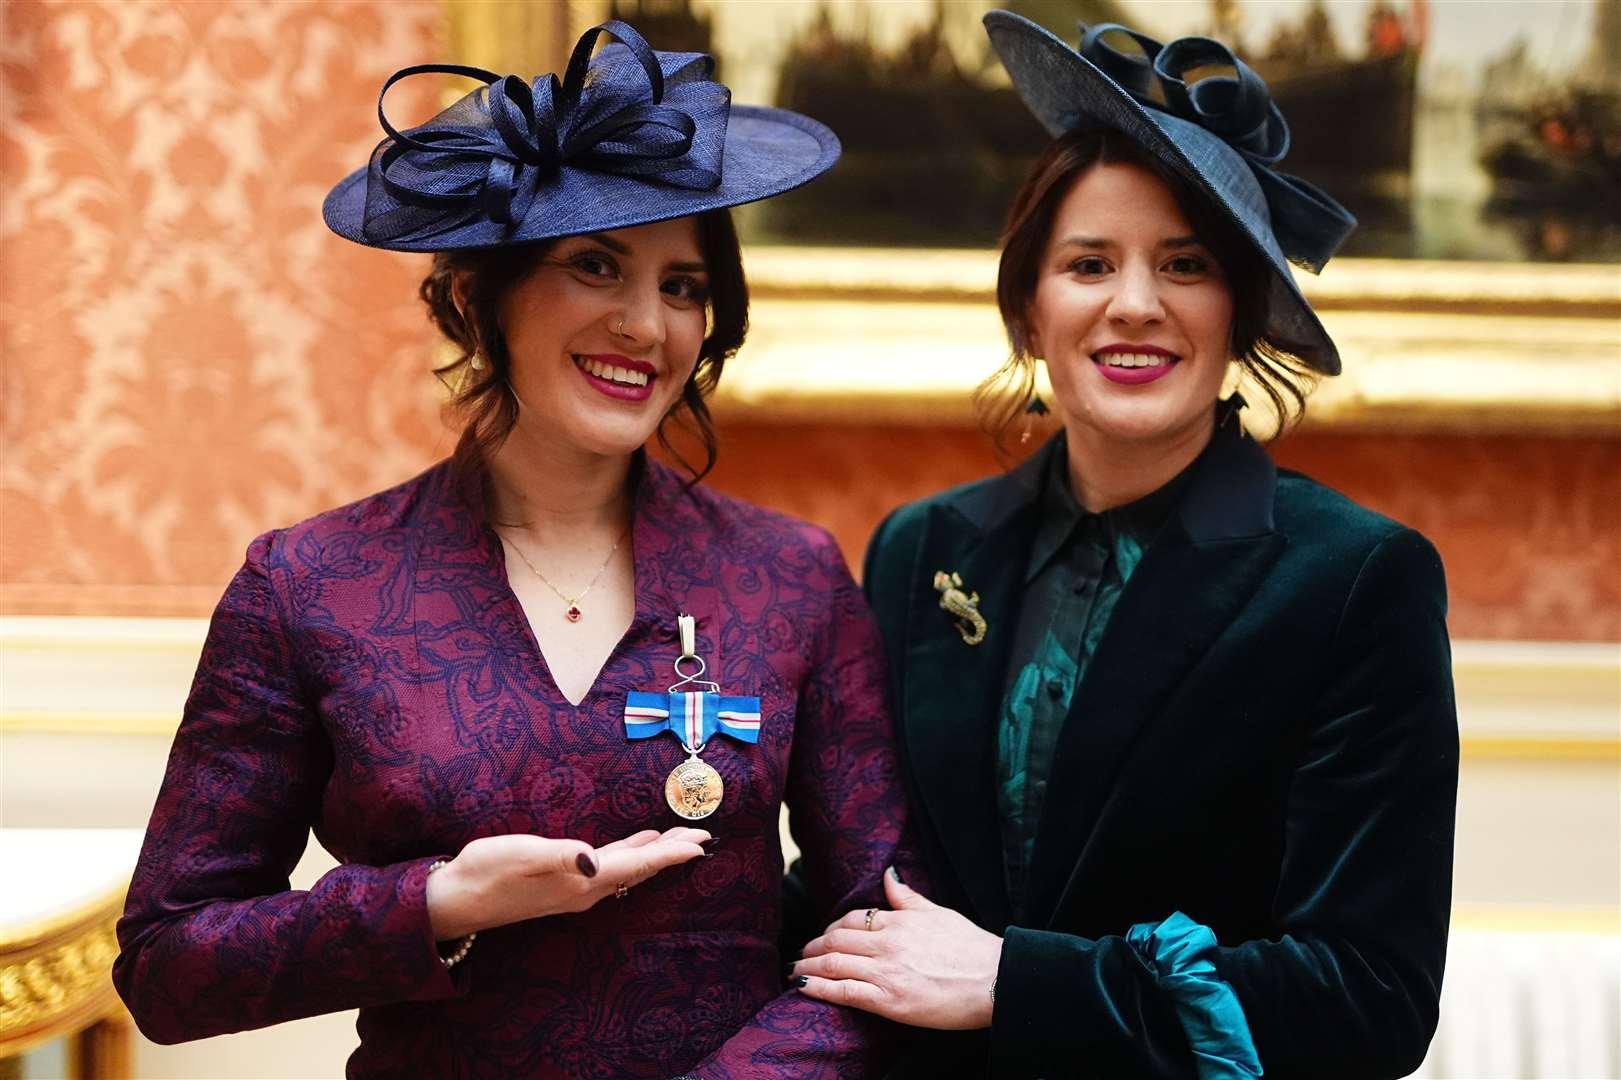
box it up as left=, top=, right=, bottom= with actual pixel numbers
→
left=889, top=865, right=903, bottom=884
left=575, top=852, right=598, bottom=878
left=794, top=975, right=809, bottom=988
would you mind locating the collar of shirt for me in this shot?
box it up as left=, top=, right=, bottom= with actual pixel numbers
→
left=1024, top=433, right=1191, bottom=585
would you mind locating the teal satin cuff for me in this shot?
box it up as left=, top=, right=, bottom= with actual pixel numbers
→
left=1125, top=911, right=1263, bottom=1079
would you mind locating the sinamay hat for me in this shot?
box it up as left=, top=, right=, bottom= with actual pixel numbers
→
left=324, top=21, right=840, bottom=253
left=984, top=11, right=1355, bottom=375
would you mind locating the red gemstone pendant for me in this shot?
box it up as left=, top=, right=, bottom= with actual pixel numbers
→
left=565, top=605, right=582, bottom=623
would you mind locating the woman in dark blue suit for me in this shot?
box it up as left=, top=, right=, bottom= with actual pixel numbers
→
left=788, top=13, right=1457, bottom=1079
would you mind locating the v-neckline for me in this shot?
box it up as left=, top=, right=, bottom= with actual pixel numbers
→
left=484, top=456, right=675, bottom=708
left=446, top=452, right=682, bottom=709
left=492, top=526, right=644, bottom=708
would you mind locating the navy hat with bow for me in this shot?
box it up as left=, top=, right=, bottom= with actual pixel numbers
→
left=324, top=21, right=840, bottom=252
left=984, top=11, right=1355, bottom=375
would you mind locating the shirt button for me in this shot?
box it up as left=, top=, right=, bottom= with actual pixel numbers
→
left=1046, top=678, right=1064, bottom=699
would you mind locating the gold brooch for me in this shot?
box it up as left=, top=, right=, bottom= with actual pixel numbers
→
left=933, top=571, right=987, bottom=646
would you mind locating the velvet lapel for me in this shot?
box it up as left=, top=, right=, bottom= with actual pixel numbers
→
left=1023, top=419, right=1287, bottom=922
left=902, top=441, right=1058, bottom=930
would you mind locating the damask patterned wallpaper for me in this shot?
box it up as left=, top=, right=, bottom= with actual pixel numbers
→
left=1, top=0, right=449, bottom=613
left=3, top=2, right=1615, bottom=645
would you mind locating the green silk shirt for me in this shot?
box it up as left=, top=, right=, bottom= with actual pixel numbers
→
left=996, top=445, right=1183, bottom=916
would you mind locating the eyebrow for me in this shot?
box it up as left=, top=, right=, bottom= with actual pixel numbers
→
left=580, top=232, right=707, bottom=274
left=582, top=231, right=630, bottom=254
left=1055, top=234, right=1206, bottom=250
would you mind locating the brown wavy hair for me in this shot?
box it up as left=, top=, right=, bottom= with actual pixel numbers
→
left=419, top=209, right=748, bottom=496
left=978, top=129, right=1323, bottom=445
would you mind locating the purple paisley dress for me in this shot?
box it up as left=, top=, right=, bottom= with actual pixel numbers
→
left=114, top=457, right=915, bottom=1078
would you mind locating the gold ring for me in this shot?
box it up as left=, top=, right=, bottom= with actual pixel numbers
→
left=615, top=882, right=630, bottom=899
left=862, top=907, right=878, bottom=932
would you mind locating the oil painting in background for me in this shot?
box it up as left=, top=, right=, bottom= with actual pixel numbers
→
left=607, top=0, right=1620, bottom=262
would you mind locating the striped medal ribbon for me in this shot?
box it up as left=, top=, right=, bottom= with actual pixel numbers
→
left=622, top=615, right=761, bottom=820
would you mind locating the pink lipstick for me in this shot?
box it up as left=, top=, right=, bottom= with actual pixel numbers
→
left=1092, top=344, right=1180, bottom=386
left=573, top=353, right=657, bottom=402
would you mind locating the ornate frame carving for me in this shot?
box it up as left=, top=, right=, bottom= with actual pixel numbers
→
left=0, top=885, right=127, bottom=1067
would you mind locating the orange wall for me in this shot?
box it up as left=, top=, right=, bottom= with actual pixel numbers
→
left=3, top=1, right=1616, bottom=644
left=702, top=423, right=1621, bottom=644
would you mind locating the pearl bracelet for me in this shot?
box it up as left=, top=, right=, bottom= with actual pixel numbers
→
left=427, top=860, right=476, bottom=968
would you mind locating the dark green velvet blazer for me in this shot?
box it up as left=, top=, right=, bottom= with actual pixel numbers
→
left=863, top=419, right=1458, bottom=1079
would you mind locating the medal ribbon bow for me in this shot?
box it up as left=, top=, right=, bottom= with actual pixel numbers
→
left=364, top=20, right=729, bottom=243
left=1077, top=23, right=1354, bottom=272
left=625, top=691, right=761, bottom=750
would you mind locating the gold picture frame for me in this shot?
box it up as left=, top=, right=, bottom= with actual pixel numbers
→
left=442, top=0, right=1620, bottom=435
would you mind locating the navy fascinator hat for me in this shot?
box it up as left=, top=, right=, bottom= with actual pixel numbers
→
left=324, top=20, right=841, bottom=253
left=984, top=10, right=1355, bottom=375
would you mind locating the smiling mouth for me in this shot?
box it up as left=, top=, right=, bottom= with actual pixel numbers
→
left=572, top=355, right=652, bottom=387
left=1091, top=350, right=1180, bottom=368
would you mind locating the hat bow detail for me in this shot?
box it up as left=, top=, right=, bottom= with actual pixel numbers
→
left=365, top=20, right=728, bottom=244
left=1078, top=23, right=1353, bottom=272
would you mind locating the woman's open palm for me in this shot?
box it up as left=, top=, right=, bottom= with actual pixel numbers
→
left=426, top=827, right=709, bottom=939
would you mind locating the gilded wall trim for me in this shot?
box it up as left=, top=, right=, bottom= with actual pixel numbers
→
left=5, top=711, right=1614, bottom=761
left=1451, top=906, right=1621, bottom=935
left=744, top=248, right=1621, bottom=317
left=723, top=256, right=1620, bottom=433
left=4, top=619, right=1615, bottom=760
left=10, top=712, right=1607, bottom=760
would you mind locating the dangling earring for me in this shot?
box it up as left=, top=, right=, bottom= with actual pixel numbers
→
left=1020, top=395, right=1050, bottom=444
left=455, top=296, right=484, bottom=371
left=457, top=351, right=485, bottom=396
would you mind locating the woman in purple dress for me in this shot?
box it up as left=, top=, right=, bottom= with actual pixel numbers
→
left=114, top=23, right=913, bottom=1079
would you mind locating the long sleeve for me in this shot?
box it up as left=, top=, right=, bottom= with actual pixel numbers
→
left=113, top=532, right=466, bottom=1044
left=991, top=527, right=1458, bottom=1078
left=694, top=532, right=918, bottom=1078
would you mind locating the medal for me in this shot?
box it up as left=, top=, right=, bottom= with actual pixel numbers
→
left=623, top=613, right=762, bottom=820
left=665, top=755, right=724, bottom=820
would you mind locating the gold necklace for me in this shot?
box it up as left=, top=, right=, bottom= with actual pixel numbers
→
left=502, top=525, right=631, bottom=623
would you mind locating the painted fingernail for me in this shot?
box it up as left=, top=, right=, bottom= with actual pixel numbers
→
left=794, top=975, right=809, bottom=988
left=889, top=865, right=903, bottom=883
left=575, top=852, right=598, bottom=878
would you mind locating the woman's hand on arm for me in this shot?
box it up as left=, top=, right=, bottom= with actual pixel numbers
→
left=425, top=827, right=709, bottom=940
left=792, top=869, right=1002, bottom=1031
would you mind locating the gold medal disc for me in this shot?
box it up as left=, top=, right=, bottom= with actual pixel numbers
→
left=665, top=756, right=723, bottom=820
